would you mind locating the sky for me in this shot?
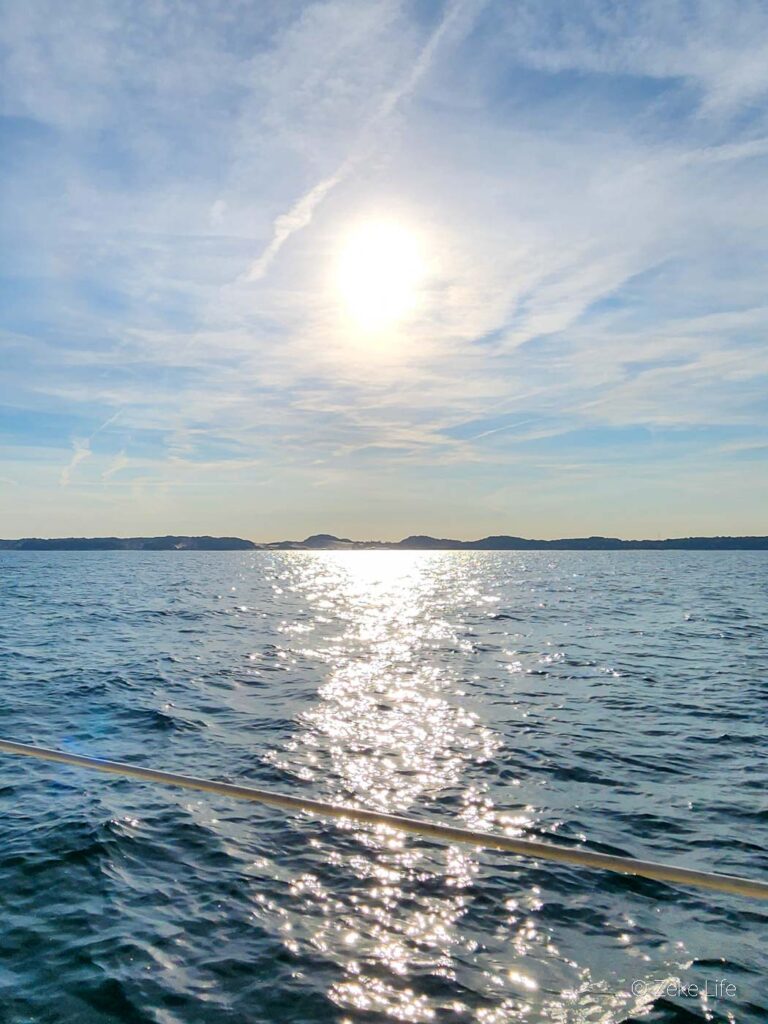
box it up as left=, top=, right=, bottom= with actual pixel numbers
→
left=1, top=0, right=767, bottom=541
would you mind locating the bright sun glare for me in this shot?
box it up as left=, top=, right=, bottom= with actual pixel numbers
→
left=337, top=220, right=425, bottom=332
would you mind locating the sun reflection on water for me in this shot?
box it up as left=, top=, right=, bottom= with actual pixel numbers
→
left=256, top=552, right=659, bottom=1023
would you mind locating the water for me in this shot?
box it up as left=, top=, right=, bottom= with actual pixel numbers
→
left=0, top=550, right=765, bottom=1024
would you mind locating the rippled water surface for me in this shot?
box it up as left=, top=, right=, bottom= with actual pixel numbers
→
left=0, top=550, right=766, bottom=1023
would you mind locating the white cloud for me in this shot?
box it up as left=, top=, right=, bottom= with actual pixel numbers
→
left=1, top=0, right=767, bottom=536
left=101, top=451, right=129, bottom=480
left=59, top=437, right=92, bottom=487
left=490, top=0, right=768, bottom=115
left=244, top=0, right=480, bottom=280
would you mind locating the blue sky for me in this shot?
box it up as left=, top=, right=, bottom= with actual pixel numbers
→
left=1, top=0, right=767, bottom=540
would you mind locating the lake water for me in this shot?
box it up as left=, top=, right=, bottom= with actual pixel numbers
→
left=0, top=550, right=765, bottom=1023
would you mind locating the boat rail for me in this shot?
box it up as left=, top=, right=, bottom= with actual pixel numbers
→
left=1, top=737, right=766, bottom=902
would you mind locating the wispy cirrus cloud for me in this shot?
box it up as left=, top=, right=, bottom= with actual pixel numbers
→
left=59, top=410, right=121, bottom=486
left=245, top=0, right=480, bottom=280
left=59, top=437, right=92, bottom=487
left=0, top=0, right=767, bottom=538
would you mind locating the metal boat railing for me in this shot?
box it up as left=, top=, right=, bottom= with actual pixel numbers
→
left=1, top=737, right=766, bottom=902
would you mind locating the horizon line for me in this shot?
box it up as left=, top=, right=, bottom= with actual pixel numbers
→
left=1, top=531, right=768, bottom=549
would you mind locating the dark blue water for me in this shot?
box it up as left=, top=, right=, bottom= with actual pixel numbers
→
left=0, top=551, right=765, bottom=1023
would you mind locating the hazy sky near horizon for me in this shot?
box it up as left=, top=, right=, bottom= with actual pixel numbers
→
left=1, top=0, right=767, bottom=541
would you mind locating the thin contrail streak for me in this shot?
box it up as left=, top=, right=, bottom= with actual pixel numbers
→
left=59, top=409, right=122, bottom=487
left=245, top=0, right=475, bottom=282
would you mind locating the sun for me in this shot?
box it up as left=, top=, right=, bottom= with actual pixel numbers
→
left=336, top=220, right=425, bottom=332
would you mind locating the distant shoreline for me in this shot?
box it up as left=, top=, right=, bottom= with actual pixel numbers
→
left=1, top=533, right=767, bottom=551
